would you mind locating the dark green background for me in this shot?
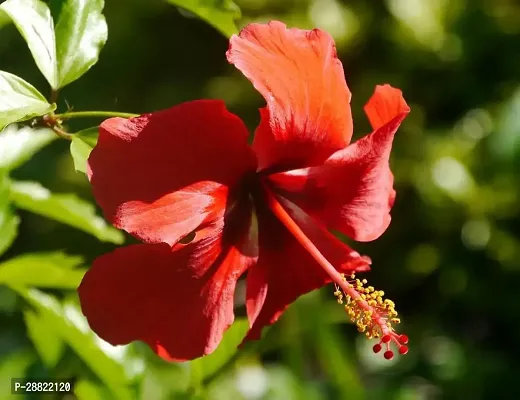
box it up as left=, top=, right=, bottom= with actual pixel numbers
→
left=1, top=0, right=520, bottom=399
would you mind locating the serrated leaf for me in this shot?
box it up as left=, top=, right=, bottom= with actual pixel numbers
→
left=190, top=318, right=248, bottom=386
left=166, top=0, right=240, bottom=37
left=9, top=181, right=124, bottom=244
left=0, top=0, right=58, bottom=88
left=0, top=174, right=19, bottom=257
left=0, top=71, right=55, bottom=130
left=54, top=0, right=108, bottom=88
left=13, top=287, right=136, bottom=400
left=0, top=252, right=85, bottom=288
left=70, top=126, right=98, bottom=174
left=0, top=125, right=56, bottom=172
left=24, top=310, right=65, bottom=367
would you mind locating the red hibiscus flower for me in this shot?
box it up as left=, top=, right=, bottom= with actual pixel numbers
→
left=78, top=21, right=410, bottom=362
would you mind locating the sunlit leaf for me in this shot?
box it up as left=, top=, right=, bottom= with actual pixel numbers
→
left=0, top=0, right=108, bottom=89
left=70, top=126, right=98, bottom=174
left=0, top=252, right=86, bottom=288
left=0, top=0, right=58, bottom=88
left=0, top=71, right=55, bottom=131
left=9, top=181, right=124, bottom=244
left=75, top=379, right=112, bottom=400
left=15, top=251, right=83, bottom=269
left=0, top=351, right=35, bottom=396
left=0, top=9, right=11, bottom=29
left=190, top=318, right=248, bottom=386
left=13, top=287, right=136, bottom=400
left=54, top=0, right=108, bottom=88
left=166, top=0, right=240, bottom=37
left=0, top=174, right=19, bottom=257
left=24, top=310, right=65, bottom=368
left=0, top=208, right=18, bottom=258
left=0, top=125, right=56, bottom=172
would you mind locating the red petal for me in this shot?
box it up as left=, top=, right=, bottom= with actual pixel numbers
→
left=364, top=84, right=409, bottom=130
left=78, top=204, right=257, bottom=361
left=269, top=85, right=410, bottom=242
left=227, top=21, right=353, bottom=171
left=244, top=194, right=370, bottom=342
left=88, top=100, right=256, bottom=245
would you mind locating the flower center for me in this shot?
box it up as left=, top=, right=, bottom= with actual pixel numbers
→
left=264, top=184, right=408, bottom=360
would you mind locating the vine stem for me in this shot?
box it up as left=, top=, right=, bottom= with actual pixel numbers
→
left=54, top=111, right=139, bottom=120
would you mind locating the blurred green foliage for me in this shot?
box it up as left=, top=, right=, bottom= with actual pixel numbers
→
left=0, top=0, right=520, bottom=399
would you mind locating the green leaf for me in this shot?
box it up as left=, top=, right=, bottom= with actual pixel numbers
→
left=70, top=126, right=98, bottom=174
left=0, top=0, right=108, bottom=89
left=75, top=380, right=112, bottom=400
left=166, top=0, right=241, bottom=37
left=0, top=351, right=35, bottom=395
left=0, top=252, right=86, bottom=288
left=315, top=327, right=365, bottom=399
left=0, top=125, right=56, bottom=172
left=24, top=310, right=65, bottom=367
left=54, top=0, right=108, bottom=88
left=190, top=318, right=248, bottom=386
left=9, top=181, right=124, bottom=244
left=0, top=174, right=19, bottom=257
left=13, top=288, right=136, bottom=400
left=299, top=294, right=365, bottom=399
left=0, top=9, right=11, bottom=29
left=0, top=209, right=19, bottom=258
left=0, top=0, right=58, bottom=88
left=14, top=251, right=84, bottom=269
left=0, top=71, right=56, bottom=130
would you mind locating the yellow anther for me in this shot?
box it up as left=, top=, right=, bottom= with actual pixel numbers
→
left=330, top=272, right=402, bottom=344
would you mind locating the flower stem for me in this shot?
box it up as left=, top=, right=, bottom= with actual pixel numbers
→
left=49, top=89, right=58, bottom=104
left=51, top=125, right=73, bottom=141
left=54, top=111, right=139, bottom=120
left=265, top=188, right=392, bottom=336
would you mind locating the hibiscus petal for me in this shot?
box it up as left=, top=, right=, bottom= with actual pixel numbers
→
left=269, top=85, right=410, bottom=242
left=88, top=100, right=257, bottom=245
left=364, top=84, right=409, bottom=130
left=244, top=193, right=370, bottom=342
left=78, top=204, right=257, bottom=362
left=227, top=21, right=353, bottom=171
